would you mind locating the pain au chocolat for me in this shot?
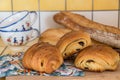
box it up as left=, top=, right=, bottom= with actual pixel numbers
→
left=75, top=44, right=120, bottom=72
left=22, top=42, right=63, bottom=73
left=56, top=30, right=91, bottom=59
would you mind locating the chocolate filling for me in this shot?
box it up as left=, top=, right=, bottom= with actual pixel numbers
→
left=80, top=60, right=84, bottom=64
left=78, top=42, right=84, bottom=46
left=64, top=53, right=67, bottom=56
left=86, top=60, right=94, bottom=63
left=76, top=49, right=81, bottom=52
left=41, top=62, right=44, bottom=67
left=84, top=67, right=89, bottom=70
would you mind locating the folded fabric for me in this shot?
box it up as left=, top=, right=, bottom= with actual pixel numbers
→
left=0, top=53, right=84, bottom=77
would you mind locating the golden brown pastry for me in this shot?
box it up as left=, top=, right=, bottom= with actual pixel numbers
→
left=39, top=28, right=71, bottom=45
left=54, top=11, right=120, bottom=49
left=56, top=31, right=91, bottom=59
left=22, top=43, right=41, bottom=69
left=75, top=44, right=120, bottom=72
left=22, top=42, right=63, bottom=73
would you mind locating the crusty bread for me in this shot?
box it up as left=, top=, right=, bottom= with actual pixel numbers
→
left=22, top=42, right=63, bottom=73
left=61, top=11, right=120, bottom=34
left=53, top=11, right=120, bottom=48
left=56, top=30, right=91, bottom=59
left=75, top=44, right=120, bottom=72
left=39, top=28, right=71, bottom=45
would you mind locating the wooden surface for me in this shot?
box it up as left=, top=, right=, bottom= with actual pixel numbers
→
left=0, top=78, right=5, bottom=80
left=0, top=38, right=120, bottom=80
left=0, top=38, right=39, bottom=55
left=6, top=64, right=120, bottom=80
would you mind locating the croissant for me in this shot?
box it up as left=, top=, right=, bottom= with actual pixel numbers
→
left=75, top=44, right=120, bottom=72
left=39, top=28, right=71, bottom=45
left=56, top=31, right=91, bottom=59
left=22, top=42, right=63, bottom=73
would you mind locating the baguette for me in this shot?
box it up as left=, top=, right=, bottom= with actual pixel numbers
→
left=61, top=11, right=120, bottom=34
left=54, top=12, right=120, bottom=48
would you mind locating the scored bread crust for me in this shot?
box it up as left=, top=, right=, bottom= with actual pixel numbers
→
left=53, top=12, right=120, bottom=48
left=60, top=11, right=120, bottom=34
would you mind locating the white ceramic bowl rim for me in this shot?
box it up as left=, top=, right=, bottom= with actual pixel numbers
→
left=0, top=27, right=33, bottom=32
left=0, top=10, right=29, bottom=29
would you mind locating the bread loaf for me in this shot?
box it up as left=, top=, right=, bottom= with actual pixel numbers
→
left=61, top=11, right=120, bottom=34
left=22, top=42, right=63, bottom=73
left=75, top=44, right=120, bottom=72
left=56, top=31, right=91, bottom=59
left=54, top=11, right=120, bottom=48
left=39, top=28, right=71, bottom=45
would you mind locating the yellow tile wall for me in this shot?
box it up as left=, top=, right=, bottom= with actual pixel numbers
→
left=13, top=0, right=38, bottom=11
left=94, top=0, right=119, bottom=10
left=40, top=0, right=65, bottom=11
left=67, top=0, right=92, bottom=10
left=0, top=0, right=119, bottom=11
left=0, top=0, right=12, bottom=11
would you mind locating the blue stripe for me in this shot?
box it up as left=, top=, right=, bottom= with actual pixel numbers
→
left=0, top=11, right=29, bottom=29
left=0, top=28, right=32, bottom=32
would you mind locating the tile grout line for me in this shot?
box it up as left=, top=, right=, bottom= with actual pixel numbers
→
left=30, top=10, right=120, bottom=12
left=65, top=0, right=67, bottom=11
left=38, top=0, right=41, bottom=35
left=0, top=10, right=119, bottom=12
left=11, top=0, right=13, bottom=14
left=91, top=0, right=94, bottom=21
left=118, top=0, right=120, bottom=28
